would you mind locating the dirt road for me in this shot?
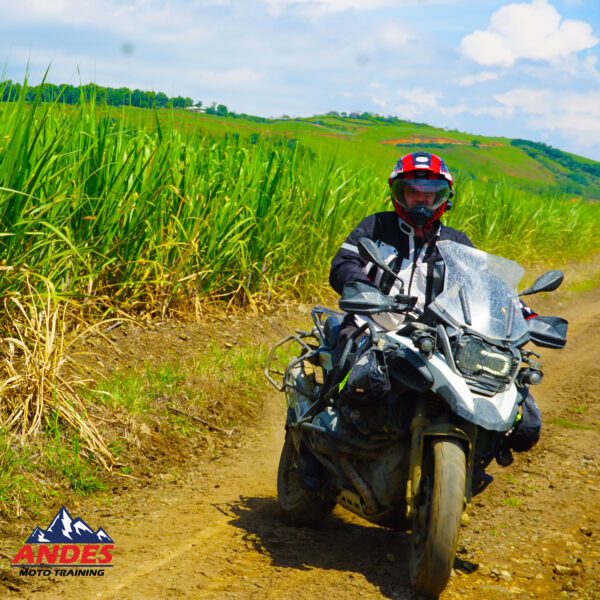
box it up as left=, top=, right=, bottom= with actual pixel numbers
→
left=5, top=286, right=600, bottom=600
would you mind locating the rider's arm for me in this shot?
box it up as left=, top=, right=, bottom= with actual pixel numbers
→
left=329, top=214, right=380, bottom=295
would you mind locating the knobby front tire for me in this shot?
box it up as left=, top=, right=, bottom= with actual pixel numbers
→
left=409, top=437, right=466, bottom=598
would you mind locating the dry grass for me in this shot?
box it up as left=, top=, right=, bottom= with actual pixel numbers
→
left=0, top=273, right=114, bottom=469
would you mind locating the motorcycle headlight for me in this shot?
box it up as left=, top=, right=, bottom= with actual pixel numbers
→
left=455, top=336, right=519, bottom=395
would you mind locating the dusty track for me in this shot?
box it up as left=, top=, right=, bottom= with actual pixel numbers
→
left=6, top=287, right=600, bottom=600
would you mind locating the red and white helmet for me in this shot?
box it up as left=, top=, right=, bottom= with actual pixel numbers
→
left=388, top=152, right=454, bottom=229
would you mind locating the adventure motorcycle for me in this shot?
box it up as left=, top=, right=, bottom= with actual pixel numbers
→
left=265, top=238, right=567, bottom=598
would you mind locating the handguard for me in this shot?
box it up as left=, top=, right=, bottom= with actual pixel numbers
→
left=339, top=281, right=417, bottom=315
left=528, top=316, right=568, bottom=348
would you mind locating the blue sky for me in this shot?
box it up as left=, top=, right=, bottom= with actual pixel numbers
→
left=2, top=0, right=600, bottom=160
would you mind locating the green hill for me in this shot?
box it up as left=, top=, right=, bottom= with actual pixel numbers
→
left=181, top=110, right=600, bottom=199
left=5, top=76, right=598, bottom=197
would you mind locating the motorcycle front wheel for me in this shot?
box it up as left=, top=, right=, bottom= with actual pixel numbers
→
left=277, top=432, right=335, bottom=526
left=409, top=437, right=466, bottom=598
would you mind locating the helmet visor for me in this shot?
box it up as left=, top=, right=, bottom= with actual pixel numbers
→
left=391, top=177, right=451, bottom=210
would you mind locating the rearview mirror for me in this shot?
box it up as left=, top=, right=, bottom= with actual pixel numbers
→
left=357, top=237, right=405, bottom=293
left=357, top=238, right=386, bottom=266
left=519, top=270, right=564, bottom=297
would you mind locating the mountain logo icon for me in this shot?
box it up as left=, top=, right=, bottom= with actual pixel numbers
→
left=25, top=506, right=114, bottom=544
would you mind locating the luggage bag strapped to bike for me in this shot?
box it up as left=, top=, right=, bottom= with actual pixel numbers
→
left=338, top=342, right=391, bottom=405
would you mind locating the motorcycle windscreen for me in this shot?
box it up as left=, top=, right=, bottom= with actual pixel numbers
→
left=432, top=241, right=528, bottom=344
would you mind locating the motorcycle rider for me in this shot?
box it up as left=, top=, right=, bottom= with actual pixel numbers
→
left=328, top=151, right=541, bottom=463
left=330, top=151, right=474, bottom=332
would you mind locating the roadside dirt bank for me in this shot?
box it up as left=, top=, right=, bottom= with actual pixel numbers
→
left=1, top=283, right=599, bottom=600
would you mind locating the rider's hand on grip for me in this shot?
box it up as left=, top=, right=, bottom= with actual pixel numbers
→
left=392, top=294, right=418, bottom=311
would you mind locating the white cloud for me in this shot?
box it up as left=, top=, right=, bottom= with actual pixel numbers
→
left=458, top=71, right=499, bottom=86
left=370, top=94, right=390, bottom=109
left=371, top=87, right=469, bottom=120
left=392, top=103, right=420, bottom=119
left=7, top=44, right=263, bottom=96
left=471, top=105, right=514, bottom=119
left=371, top=82, right=600, bottom=152
left=439, top=104, right=469, bottom=118
left=369, top=88, right=430, bottom=119
left=460, top=0, right=598, bottom=67
left=582, top=54, right=600, bottom=77
left=493, top=88, right=600, bottom=147
left=377, top=22, right=419, bottom=49
left=493, top=88, right=553, bottom=115
left=259, top=0, right=451, bottom=16
left=3, top=0, right=225, bottom=39
left=396, top=87, right=441, bottom=109
left=191, top=67, right=265, bottom=87
left=261, top=0, right=380, bottom=15
left=6, top=1, right=145, bottom=26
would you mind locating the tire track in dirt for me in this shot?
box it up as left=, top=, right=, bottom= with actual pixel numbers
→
left=8, top=286, right=600, bottom=600
left=17, top=390, right=285, bottom=600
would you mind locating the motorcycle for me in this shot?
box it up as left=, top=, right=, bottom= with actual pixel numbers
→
left=265, top=238, right=567, bottom=598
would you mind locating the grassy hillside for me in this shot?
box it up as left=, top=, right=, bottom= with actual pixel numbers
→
left=181, top=111, right=600, bottom=199
left=4, top=77, right=599, bottom=198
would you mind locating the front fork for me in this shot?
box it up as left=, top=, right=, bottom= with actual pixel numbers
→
left=405, top=398, right=477, bottom=520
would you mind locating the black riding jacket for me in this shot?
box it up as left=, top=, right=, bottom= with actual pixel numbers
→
left=329, top=211, right=537, bottom=321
